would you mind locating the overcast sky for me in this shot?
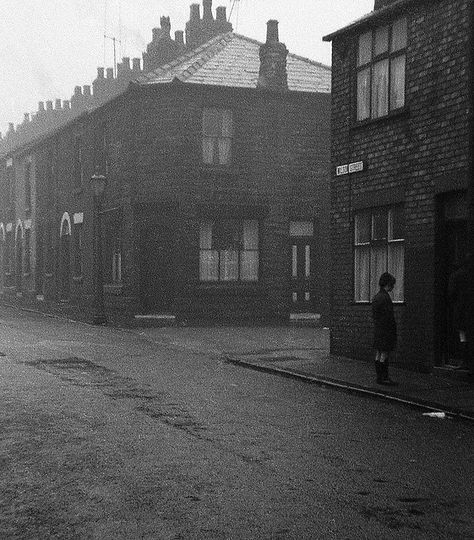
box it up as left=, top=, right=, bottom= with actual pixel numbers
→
left=0, top=0, right=374, bottom=135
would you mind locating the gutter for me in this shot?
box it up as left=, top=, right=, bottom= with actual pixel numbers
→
left=323, top=0, right=418, bottom=41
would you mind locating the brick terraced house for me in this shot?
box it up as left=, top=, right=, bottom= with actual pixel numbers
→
left=0, top=0, right=331, bottom=325
left=324, top=0, right=471, bottom=370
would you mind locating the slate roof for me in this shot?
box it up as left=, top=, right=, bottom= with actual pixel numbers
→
left=138, top=32, right=331, bottom=94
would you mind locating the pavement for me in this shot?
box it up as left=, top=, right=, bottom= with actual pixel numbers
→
left=2, top=301, right=474, bottom=422
left=132, top=324, right=474, bottom=423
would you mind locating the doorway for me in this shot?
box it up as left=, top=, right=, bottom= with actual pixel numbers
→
left=140, top=209, right=176, bottom=313
left=290, top=221, right=316, bottom=313
left=436, top=191, right=468, bottom=364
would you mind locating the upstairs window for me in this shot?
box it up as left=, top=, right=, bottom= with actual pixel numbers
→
left=24, top=159, right=32, bottom=210
left=354, top=206, right=404, bottom=302
left=94, top=123, right=108, bottom=176
left=74, top=136, right=84, bottom=187
left=5, top=158, right=14, bottom=208
left=357, top=17, right=407, bottom=121
left=202, top=108, right=233, bottom=165
left=199, top=219, right=258, bottom=282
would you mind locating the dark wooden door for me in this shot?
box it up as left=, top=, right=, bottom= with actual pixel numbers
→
left=140, top=214, right=176, bottom=313
left=290, top=236, right=315, bottom=312
left=441, top=220, right=467, bottom=363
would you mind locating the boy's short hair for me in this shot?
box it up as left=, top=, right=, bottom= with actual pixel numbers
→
left=379, top=272, right=396, bottom=288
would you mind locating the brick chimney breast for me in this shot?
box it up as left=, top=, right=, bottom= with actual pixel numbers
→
left=257, top=20, right=288, bottom=91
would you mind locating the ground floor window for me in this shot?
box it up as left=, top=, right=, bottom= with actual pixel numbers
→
left=199, top=219, right=259, bottom=282
left=354, top=205, right=404, bottom=302
left=74, top=223, right=83, bottom=277
left=103, top=209, right=122, bottom=284
left=24, top=229, right=31, bottom=274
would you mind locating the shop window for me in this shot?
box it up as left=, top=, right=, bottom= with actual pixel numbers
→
left=357, top=17, right=407, bottom=121
left=354, top=206, right=404, bottom=302
left=202, top=108, right=233, bottom=165
left=199, top=219, right=258, bottom=282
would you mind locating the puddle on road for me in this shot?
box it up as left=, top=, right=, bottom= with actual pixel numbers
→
left=24, top=357, right=208, bottom=439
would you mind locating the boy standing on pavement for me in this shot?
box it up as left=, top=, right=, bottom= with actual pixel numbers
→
left=372, top=272, right=398, bottom=386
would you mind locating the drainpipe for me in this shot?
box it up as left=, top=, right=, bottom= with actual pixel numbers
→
left=469, top=0, right=474, bottom=256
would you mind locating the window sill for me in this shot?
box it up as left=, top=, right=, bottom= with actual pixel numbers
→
left=23, top=272, right=31, bottom=277
left=45, top=273, right=54, bottom=279
left=351, top=301, right=406, bottom=306
left=351, top=107, right=409, bottom=131
left=200, top=164, right=239, bottom=176
left=104, top=283, right=123, bottom=295
left=197, top=281, right=263, bottom=296
left=73, top=275, right=83, bottom=283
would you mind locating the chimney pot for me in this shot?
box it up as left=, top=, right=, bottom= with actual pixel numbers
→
left=97, top=67, right=105, bottom=78
left=8, top=122, right=14, bottom=132
left=175, top=30, right=184, bottom=45
left=203, top=0, right=213, bottom=21
left=216, top=6, right=226, bottom=21
left=266, top=20, right=279, bottom=44
left=152, top=27, right=160, bottom=41
left=38, top=101, right=45, bottom=112
left=160, top=16, right=171, bottom=34
left=63, top=100, right=70, bottom=110
left=132, top=57, right=141, bottom=71
left=106, top=67, right=114, bottom=79
left=55, top=99, right=62, bottom=109
left=83, top=85, right=91, bottom=96
left=74, top=86, right=82, bottom=96
left=122, top=57, right=130, bottom=70
left=46, top=100, right=54, bottom=110
left=190, top=3, right=200, bottom=21
left=24, top=113, right=30, bottom=123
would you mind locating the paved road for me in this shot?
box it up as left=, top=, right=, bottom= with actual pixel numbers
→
left=0, top=307, right=473, bottom=539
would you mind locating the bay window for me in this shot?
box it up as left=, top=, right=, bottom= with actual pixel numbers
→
left=354, top=206, right=404, bottom=302
left=199, top=219, right=258, bottom=282
left=357, top=17, right=407, bottom=121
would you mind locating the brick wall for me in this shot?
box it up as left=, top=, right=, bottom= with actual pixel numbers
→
left=329, top=0, right=469, bottom=369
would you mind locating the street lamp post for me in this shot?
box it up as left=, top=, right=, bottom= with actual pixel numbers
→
left=90, top=171, right=108, bottom=325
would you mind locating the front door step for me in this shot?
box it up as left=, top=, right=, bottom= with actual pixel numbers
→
left=134, top=314, right=177, bottom=327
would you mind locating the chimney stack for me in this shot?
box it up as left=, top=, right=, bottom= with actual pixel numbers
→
left=175, top=30, right=184, bottom=47
left=257, top=20, right=288, bottom=91
left=374, top=0, right=399, bottom=8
